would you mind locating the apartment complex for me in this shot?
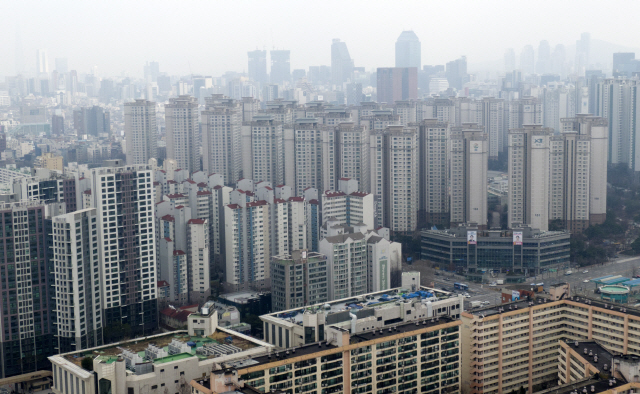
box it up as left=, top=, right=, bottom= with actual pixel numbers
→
left=461, top=297, right=640, bottom=394
left=124, top=99, right=157, bottom=166
left=418, top=119, right=450, bottom=226
left=270, top=250, right=328, bottom=312
left=508, top=125, right=552, bottom=231
left=242, top=115, right=284, bottom=186
left=450, top=124, right=488, bottom=228
left=165, top=95, right=199, bottom=174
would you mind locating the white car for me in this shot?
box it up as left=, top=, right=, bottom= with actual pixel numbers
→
left=583, top=270, right=589, bottom=273
left=583, top=279, right=589, bottom=283
left=464, top=294, right=471, bottom=298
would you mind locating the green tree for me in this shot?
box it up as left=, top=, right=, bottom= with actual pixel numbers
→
left=81, top=357, right=93, bottom=371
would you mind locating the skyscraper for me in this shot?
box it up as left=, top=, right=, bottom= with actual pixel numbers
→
left=395, top=30, right=421, bottom=69
left=450, top=124, right=488, bottom=228
left=520, top=45, right=535, bottom=75
left=575, top=32, right=590, bottom=76
left=125, top=99, right=157, bottom=165
left=0, top=202, right=55, bottom=378
left=270, top=50, right=291, bottom=85
left=445, top=56, right=468, bottom=90
left=331, top=39, right=354, bottom=86
left=143, top=61, right=159, bottom=82
left=89, top=164, right=157, bottom=339
left=418, top=119, right=450, bottom=226
left=504, top=48, right=516, bottom=73
left=508, top=125, right=551, bottom=231
left=248, top=50, right=268, bottom=84
left=52, top=208, right=103, bottom=353
left=165, top=95, right=199, bottom=173
left=36, top=49, right=48, bottom=75
left=241, top=115, right=284, bottom=185
left=376, top=67, right=418, bottom=104
left=536, top=40, right=551, bottom=75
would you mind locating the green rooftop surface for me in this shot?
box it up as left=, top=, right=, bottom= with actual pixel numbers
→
left=153, top=353, right=195, bottom=364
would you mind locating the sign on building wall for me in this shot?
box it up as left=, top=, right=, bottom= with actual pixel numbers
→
left=513, top=231, right=523, bottom=246
left=467, top=231, right=477, bottom=245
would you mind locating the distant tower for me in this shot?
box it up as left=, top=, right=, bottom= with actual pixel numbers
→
left=270, top=50, right=291, bottom=85
left=125, top=99, right=157, bottom=165
left=520, top=45, right=535, bottom=75
left=36, top=49, right=48, bottom=75
left=331, top=39, right=354, bottom=86
left=165, top=95, right=200, bottom=173
left=536, top=40, right=551, bottom=74
left=395, top=31, right=421, bottom=69
left=504, top=48, right=516, bottom=73
left=248, top=50, right=268, bottom=84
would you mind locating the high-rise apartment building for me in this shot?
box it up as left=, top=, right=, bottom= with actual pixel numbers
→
left=395, top=30, right=421, bottom=69
left=247, top=50, right=268, bottom=84
left=241, top=115, right=284, bottom=185
left=52, top=208, right=102, bottom=354
left=376, top=67, right=418, bottom=104
left=124, top=99, right=157, bottom=165
left=458, top=98, right=507, bottom=159
left=320, top=178, right=374, bottom=232
left=520, top=44, right=535, bottom=75
left=187, top=218, right=210, bottom=304
left=270, top=250, right=328, bottom=312
left=89, top=165, right=157, bottom=338
left=319, top=232, right=368, bottom=300
left=370, top=125, right=419, bottom=233
left=575, top=32, right=590, bottom=76
left=201, top=95, right=243, bottom=185
left=418, top=119, right=450, bottom=226
left=446, top=56, right=468, bottom=90
left=507, top=97, right=543, bottom=151
left=270, top=50, right=291, bottom=85
left=165, top=95, right=199, bottom=173
left=508, top=125, right=551, bottom=231
left=536, top=40, right=551, bottom=74
left=331, top=39, right=354, bottom=86
left=0, top=202, right=54, bottom=378
left=336, top=122, right=370, bottom=192
left=504, top=48, right=516, bottom=73
left=36, top=49, right=48, bottom=75
left=450, top=124, right=488, bottom=228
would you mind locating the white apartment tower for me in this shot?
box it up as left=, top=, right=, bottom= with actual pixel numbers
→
left=124, top=99, right=157, bottom=165
left=418, top=119, right=450, bottom=226
left=370, top=125, right=419, bottom=233
left=165, top=95, right=199, bottom=173
left=319, top=232, right=368, bottom=300
left=508, top=125, right=551, bottom=231
left=187, top=218, right=210, bottom=304
left=242, top=115, right=284, bottom=185
left=201, top=95, right=243, bottom=185
left=89, top=164, right=157, bottom=336
left=52, top=208, right=103, bottom=353
left=507, top=97, right=543, bottom=152
left=336, top=122, right=370, bottom=192
left=450, top=124, right=488, bottom=227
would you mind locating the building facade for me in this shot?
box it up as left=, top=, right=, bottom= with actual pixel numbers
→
left=124, top=99, right=157, bottom=166
left=165, top=95, right=199, bottom=174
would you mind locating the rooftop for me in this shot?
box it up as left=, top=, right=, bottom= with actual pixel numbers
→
left=563, top=340, right=614, bottom=373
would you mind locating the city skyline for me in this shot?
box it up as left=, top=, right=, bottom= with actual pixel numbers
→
left=4, top=0, right=640, bottom=78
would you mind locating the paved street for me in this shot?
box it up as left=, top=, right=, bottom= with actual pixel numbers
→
left=405, top=255, right=640, bottom=308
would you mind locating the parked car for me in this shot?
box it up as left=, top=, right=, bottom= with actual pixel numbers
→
left=583, top=270, right=589, bottom=273
left=583, top=279, right=589, bottom=283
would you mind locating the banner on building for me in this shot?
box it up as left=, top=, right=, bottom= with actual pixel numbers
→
left=513, top=231, right=523, bottom=246
left=467, top=231, right=477, bottom=245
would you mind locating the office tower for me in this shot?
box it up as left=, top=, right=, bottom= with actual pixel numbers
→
left=270, top=250, right=328, bottom=312
left=504, top=48, right=516, bottom=72
left=52, top=209, right=102, bottom=354
left=0, top=202, right=54, bottom=378
left=575, top=32, right=591, bottom=76
left=201, top=96, right=242, bottom=185
left=242, top=115, right=284, bottom=185
left=418, top=119, right=450, bottom=226
left=370, top=125, right=419, bottom=233
left=248, top=50, right=268, bottom=84
left=331, top=39, right=354, bottom=86
left=157, top=75, right=171, bottom=92
left=335, top=123, right=370, bottom=192
left=73, top=106, right=110, bottom=136
left=270, top=50, right=291, bottom=85
left=36, top=49, right=48, bottom=75
left=551, top=44, right=567, bottom=78
left=51, top=114, right=64, bottom=135
left=165, top=95, right=199, bottom=173
left=55, top=58, right=68, bottom=73
left=376, top=67, right=418, bottom=104
left=187, top=218, right=210, bottom=304
left=449, top=124, right=488, bottom=228
left=89, top=165, right=157, bottom=338
left=124, top=99, right=157, bottom=165
left=508, top=125, right=551, bottom=231
left=143, top=61, right=159, bottom=82
left=345, top=82, right=362, bottom=105
left=519, top=44, right=535, bottom=75
left=536, top=40, right=551, bottom=74
left=395, top=30, right=421, bottom=69
left=445, top=56, right=468, bottom=90
left=612, top=52, right=640, bottom=77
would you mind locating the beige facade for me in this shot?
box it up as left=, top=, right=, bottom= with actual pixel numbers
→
left=35, top=152, right=63, bottom=171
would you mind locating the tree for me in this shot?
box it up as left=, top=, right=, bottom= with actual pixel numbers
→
left=81, top=357, right=93, bottom=371
left=632, top=237, right=640, bottom=255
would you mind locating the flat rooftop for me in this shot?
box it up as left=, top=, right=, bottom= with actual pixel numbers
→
left=61, top=329, right=261, bottom=369
left=564, top=340, right=614, bottom=373
left=264, top=286, right=455, bottom=325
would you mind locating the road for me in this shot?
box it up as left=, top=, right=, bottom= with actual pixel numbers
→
left=405, top=255, right=640, bottom=308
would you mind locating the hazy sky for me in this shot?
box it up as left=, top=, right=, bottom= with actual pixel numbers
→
left=3, top=0, right=640, bottom=78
